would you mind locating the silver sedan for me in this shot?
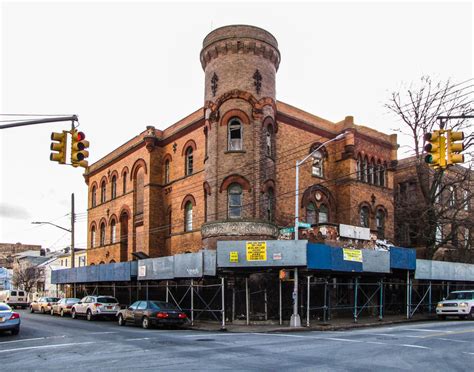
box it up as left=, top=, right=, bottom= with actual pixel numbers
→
left=0, top=303, right=20, bottom=335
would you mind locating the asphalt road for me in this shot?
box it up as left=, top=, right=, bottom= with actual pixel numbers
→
left=0, top=310, right=473, bottom=371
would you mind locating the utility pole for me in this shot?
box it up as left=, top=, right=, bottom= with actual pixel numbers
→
left=71, top=193, right=75, bottom=268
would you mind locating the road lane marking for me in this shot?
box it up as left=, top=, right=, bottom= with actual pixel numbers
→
left=0, top=335, right=66, bottom=345
left=399, top=344, right=431, bottom=349
left=409, top=329, right=450, bottom=333
left=437, top=338, right=470, bottom=343
left=463, top=352, right=474, bottom=356
left=326, top=338, right=363, bottom=343
left=0, top=342, right=95, bottom=353
left=361, top=333, right=423, bottom=339
left=88, top=331, right=118, bottom=335
left=421, top=329, right=474, bottom=338
left=365, top=341, right=387, bottom=345
left=125, top=338, right=150, bottom=341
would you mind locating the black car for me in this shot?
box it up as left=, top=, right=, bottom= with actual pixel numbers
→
left=117, top=300, right=187, bottom=329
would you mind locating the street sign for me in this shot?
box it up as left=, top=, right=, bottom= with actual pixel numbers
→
left=229, top=251, right=239, bottom=263
left=280, top=227, right=295, bottom=234
left=298, top=222, right=312, bottom=228
left=343, top=248, right=363, bottom=263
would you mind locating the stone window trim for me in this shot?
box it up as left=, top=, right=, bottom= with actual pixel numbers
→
left=108, top=170, right=119, bottom=182
left=181, top=139, right=197, bottom=156
left=220, top=109, right=250, bottom=127
left=220, top=174, right=251, bottom=193
left=130, top=159, right=148, bottom=180
left=262, top=115, right=278, bottom=133
left=261, top=179, right=276, bottom=194
left=203, top=181, right=212, bottom=196
left=180, top=194, right=197, bottom=210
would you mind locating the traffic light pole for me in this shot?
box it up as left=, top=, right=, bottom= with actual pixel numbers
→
left=0, top=115, right=78, bottom=130
left=71, top=193, right=75, bottom=269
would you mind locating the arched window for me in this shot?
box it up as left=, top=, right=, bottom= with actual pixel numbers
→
left=306, top=202, right=316, bottom=225
left=91, top=186, right=97, bottom=208
left=369, top=159, right=375, bottom=184
left=228, top=183, right=242, bottom=218
left=110, top=260, right=116, bottom=264
left=228, top=118, right=242, bottom=151
left=363, top=157, right=368, bottom=183
left=100, top=222, right=106, bottom=246
left=356, top=156, right=362, bottom=181
left=101, top=181, right=106, bottom=203
left=90, top=226, right=96, bottom=248
left=185, top=147, right=193, bottom=176
left=266, top=124, right=273, bottom=157
left=375, top=161, right=381, bottom=186
left=123, top=172, right=127, bottom=194
left=135, top=167, right=144, bottom=217
left=360, top=206, right=369, bottom=228
left=111, top=176, right=117, bottom=199
left=184, top=201, right=193, bottom=232
left=164, top=159, right=170, bottom=184
left=266, top=187, right=274, bottom=221
left=376, top=209, right=385, bottom=239
left=319, top=204, right=329, bottom=224
left=110, top=219, right=116, bottom=244
left=312, top=151, right=324, bottom=177
left=380, top=163, right=386, bottom=187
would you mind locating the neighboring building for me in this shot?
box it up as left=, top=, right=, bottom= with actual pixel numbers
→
left=84, top=25, right=398, bottom=265
left=0, top=242, right=42, bottom=269
left=57, top=248, right=87, bottom=268
left=394, top=156, right=473, bottom=261
left=0, top=267, right=13, bottom=290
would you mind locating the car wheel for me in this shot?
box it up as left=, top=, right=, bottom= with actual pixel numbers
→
left=60, top=309, right=65, bottom=317
left=437, top=315, right=446, bottom=320
left=71, top=309, right=77, bottom=319
left=30, top=306, right=34, bottom=313
left=86, top=310, right=94, bottom=321
left=11, top=327, right=20, bottom=336
left=51, top=308, right=55, bottom=316
left=470, top=308, right=474, bottom=320
left=142, top=316, right=150, bottom=329
left=118, top=314, right=126, bottom=326
left=41, top=307, right=46, bottom=314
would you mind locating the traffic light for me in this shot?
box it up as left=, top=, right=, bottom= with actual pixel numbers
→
left=446, top=130, right=464, bottom=165
left=424, top=130, right=446, bottom=169
left=70, top=129, right=89, bottom=168
left=50, top=131, right=68, bottom=164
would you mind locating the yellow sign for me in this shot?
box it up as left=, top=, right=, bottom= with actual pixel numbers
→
left=229, top=251, right=239, bottom=263
left=343, top=248, right=362, bottom=263
left=246, top=241, right=267, bottom=261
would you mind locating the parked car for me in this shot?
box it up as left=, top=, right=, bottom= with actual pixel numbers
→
left=50, top=298, right=81, bottom=316
left=117, top=300, right=187, bottom=329
left=0, top=303, right=20, bottom=335
left=436, top=290, right=474, bottom=320
left=30, top=297, right=61, bottom=314
left=71, top=296, right=120, bottom=321
left=0, top=289, right=28, bottom=309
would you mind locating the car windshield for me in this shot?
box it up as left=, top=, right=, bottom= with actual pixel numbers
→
left=67, top=298, right=80, bottom=303
left=446, top=292, right=473, bottom=300
left=48, top=298, right=60, bottom=302
left=150, top=301, right=179, bottom=310
left=0, top=304, right=11, bottom=311
left=97, top=297, right=118, bottom=304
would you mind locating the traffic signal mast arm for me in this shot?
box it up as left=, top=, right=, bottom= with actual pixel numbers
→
left=0, top=115, right=78, bottom=130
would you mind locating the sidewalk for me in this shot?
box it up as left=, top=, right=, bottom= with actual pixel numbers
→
left=184, top=314, right=438, bottom=333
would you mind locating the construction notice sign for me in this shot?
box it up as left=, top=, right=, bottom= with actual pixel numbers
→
left=229, top=251, right=239, bottom=263
left=343, top=248, right=363, bottom=263
left=246, top=241, right=267, bottom=261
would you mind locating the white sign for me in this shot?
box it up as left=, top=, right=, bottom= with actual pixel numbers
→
left=138, top=265, right=146, bottom=277
left=339, top=224, right=370, bottom=241
left=273, top=252, right=282, bottom=260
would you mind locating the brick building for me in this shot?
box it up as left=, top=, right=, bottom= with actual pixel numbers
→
left=84, top=25, right=398, bottom=265
left=394, top=157, right=473, bottom=261
left=0, top=242, right=42, bottom=269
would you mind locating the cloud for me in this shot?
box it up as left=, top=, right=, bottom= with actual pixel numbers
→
left=0, top=203, right=31, bottom=220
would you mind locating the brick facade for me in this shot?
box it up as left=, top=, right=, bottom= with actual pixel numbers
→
left=84, top=25, right=398, bottom=265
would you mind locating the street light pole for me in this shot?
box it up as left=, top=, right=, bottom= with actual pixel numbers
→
left=291, top=131, right=348, bottom=327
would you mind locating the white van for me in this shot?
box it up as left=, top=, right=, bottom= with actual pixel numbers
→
left=0, top=289, right=29, bottom=309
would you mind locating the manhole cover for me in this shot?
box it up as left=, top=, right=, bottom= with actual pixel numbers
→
left=195, top=339, right=214, bottom=342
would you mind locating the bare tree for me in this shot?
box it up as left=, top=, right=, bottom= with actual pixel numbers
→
left=388, top=76, right=473, bottom=261
left=12, top=263, right=42, bottom=293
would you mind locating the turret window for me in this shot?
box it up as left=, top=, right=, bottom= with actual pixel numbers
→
left=228, top=119, right=242, bottom=151
left=228, top=183, right=242, bottom=218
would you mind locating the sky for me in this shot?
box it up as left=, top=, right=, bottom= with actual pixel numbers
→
left=0, top=0, right=472, bottom=251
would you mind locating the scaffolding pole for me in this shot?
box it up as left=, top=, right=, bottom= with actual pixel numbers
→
left=306, top=276, right=311, bottom=327
left=353, top=277, right=359, bottom=323
left=245, top=277, right=250, bottom=325
left=221, top=277, right=226, bottom=330
left=323, top=280, right=328, bottom=323
left=264, top=289, right=268, bottom=321
left=428, top=281, right=432, bottom=313
left=279, top=278, right=282, bottom=326
left=232, top=286, right=236, bottom=321
left=166, top=280, right=169, bottom=303
left=406, top=271, right=411, bottom=319
left=191, top=279, right=194, bottom=326
left=379, top=279, right=383, bottom=320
